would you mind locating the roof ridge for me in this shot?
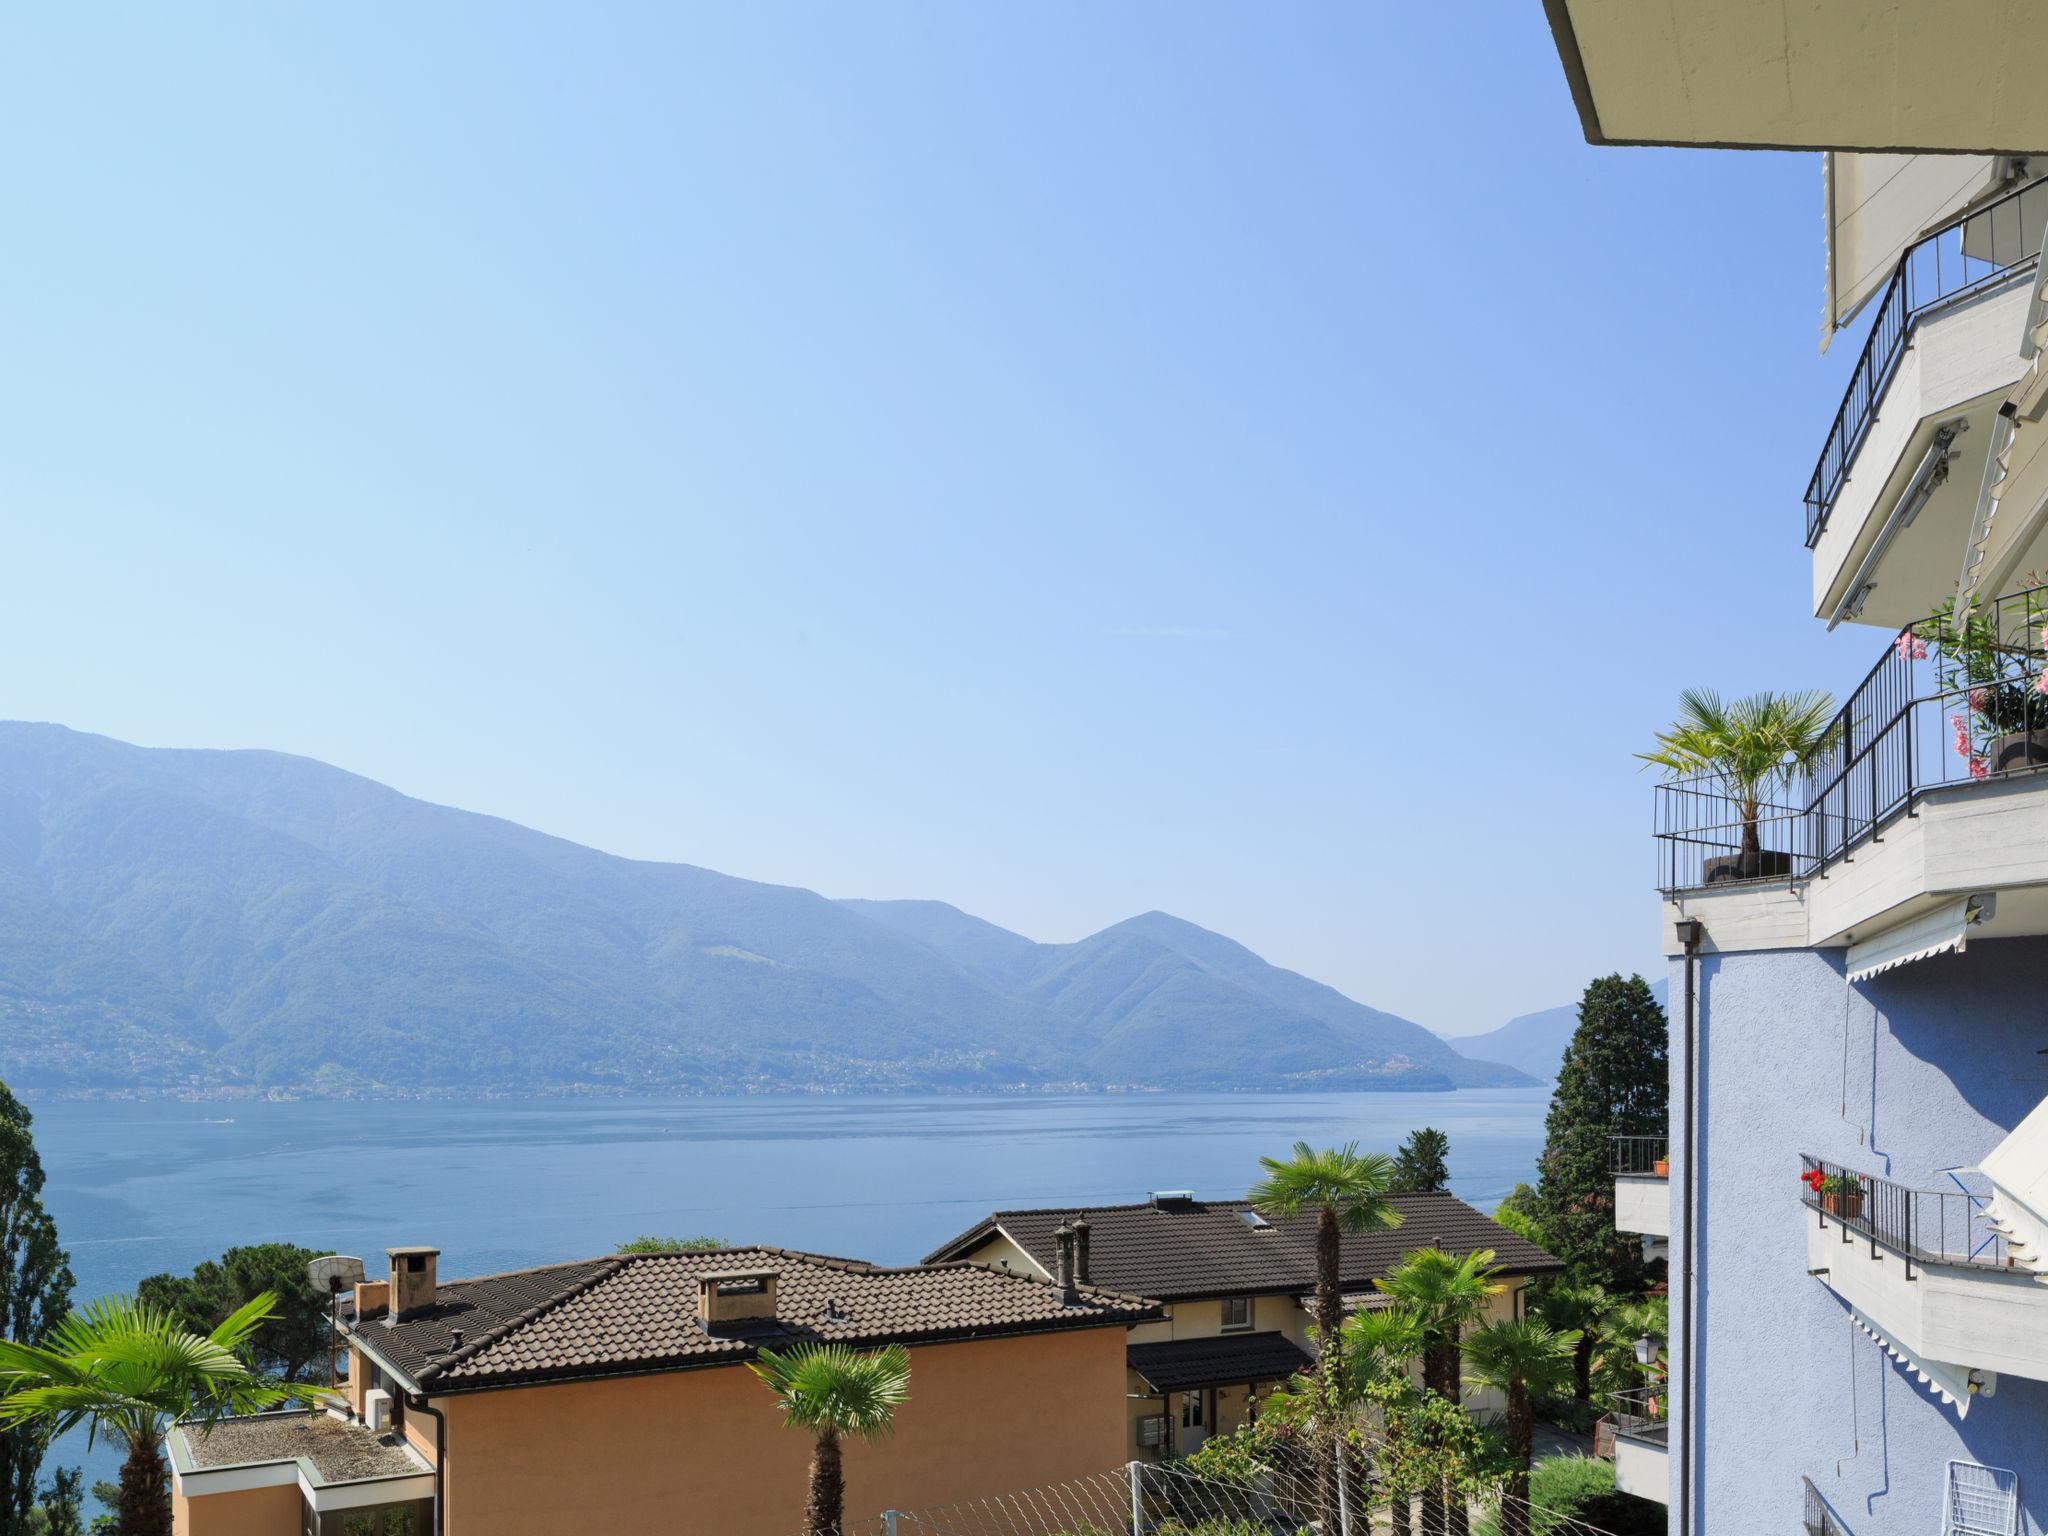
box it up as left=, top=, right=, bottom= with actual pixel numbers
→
left=933, top=1256, right=1160, bottom=1311
left=414, top=1256, right=630, bottom=1384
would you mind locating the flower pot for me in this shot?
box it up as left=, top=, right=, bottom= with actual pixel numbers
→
left=1652, top=1158, right=1669, bottom=1178
left=1822, top=1192, right=1863, bottom=1220
left=1990, top=729, right=2048, bottom=774
left=1702, top=848, right=1794, bottom=883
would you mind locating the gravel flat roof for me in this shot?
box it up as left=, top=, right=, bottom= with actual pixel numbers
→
left=182, top=1412, right=426, bottom=1483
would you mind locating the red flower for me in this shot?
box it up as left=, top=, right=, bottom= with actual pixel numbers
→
left=1802, top=1168, right=1825, bottom=1193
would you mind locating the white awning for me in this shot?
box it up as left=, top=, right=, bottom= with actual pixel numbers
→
left=1845, top=895, right=1996, bottom=983
left=1962, top=392, right=2048, bottom=608
left=1824, top=154, right=2006, bottom=349
left=1980, top=1093, right=2048, bottom=1276
left=1845, top=1303, right=1983, bottom=1416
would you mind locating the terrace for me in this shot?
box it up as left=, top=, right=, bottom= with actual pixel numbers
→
left=1610, top=1135, right=1669, bottom=1251
left=1606, top=1386, right=1668, bottom=1505
left=1654, top=581, right=2048, bottom=954
left=169, top=1407, right=435, bottom=1536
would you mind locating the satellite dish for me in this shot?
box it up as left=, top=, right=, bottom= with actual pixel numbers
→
left=307, top=1255, right=368, bottom=1293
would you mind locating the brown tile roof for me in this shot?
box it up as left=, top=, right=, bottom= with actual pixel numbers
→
left=1126, top=1332, right=1313, bottom=1393
left=923, top=1192, right=1561, bottom=1302
left=342, top=1247, right=1158, bottom=1394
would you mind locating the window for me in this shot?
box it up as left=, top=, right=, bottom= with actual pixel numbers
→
left=1221, top=1296, right=1252, bottom=1332
left=1181, top=1391, right=1204, bottom=1429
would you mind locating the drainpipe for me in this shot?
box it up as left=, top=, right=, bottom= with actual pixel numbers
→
left=1674, top=917, right=1703, bottom=1536
left=406, top=1394, right=446, bottom=1536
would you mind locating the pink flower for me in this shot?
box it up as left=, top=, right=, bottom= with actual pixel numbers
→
left=1971, top=688, right=1991, bottom=714
left=1952, top=714, right=1972, bottom=757
left=2033, top=671, right=2048, bottom=696
left=1971, top=756, right=1991, bottom=779
left=1898, top=632, right=1929, bottom=662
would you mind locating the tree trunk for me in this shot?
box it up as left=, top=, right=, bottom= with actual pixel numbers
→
left=806, top=1428, right=845, bottom=1536
left=1314, top=1207, right=1343, bottom=1536
left=1443, top=1326, right=1467, bottom=1536
left=117, top=1431, right=170, bottom=1536
left=1500, top=1387, right=1532, bottom=1536
left=1417, top=1343, right=1445, bottom=1536
left=1390, top=1485, right=1411, bottom=1536
left=1573, top=1330, right=1595, bottom=1403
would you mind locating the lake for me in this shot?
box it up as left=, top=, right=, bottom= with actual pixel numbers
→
left=28, top=1087, right=1551, bottom=1491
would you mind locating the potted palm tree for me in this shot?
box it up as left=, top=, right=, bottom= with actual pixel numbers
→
left=1251, top=1142, right=1402, bottom=1536
left=750, top=1342, right=911, bottom=1536
left=1639, top=687, right=1839, bottom=882
left=1462, top=1319, right=1579, bottom=1536
left=0, top=1293, right=320, bottom=1536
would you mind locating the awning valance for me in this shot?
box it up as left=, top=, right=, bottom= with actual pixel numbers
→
left=1845, top=895, right=1995, bottom=983
left=1127, top=1332, right=1312, bottom=1394
left=1845, top=1303, right=1982, bottom=1417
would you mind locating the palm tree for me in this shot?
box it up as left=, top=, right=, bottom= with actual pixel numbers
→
left=1339, top=1307, right=1427, bottom=1536
left=1639, top=687, right=1838, bottom=876
left=750, top=1343, right=911, bottom=1536
left=1251, top=1143, right=1402, bottom=1534
left=1462, top=1320, right=1578, bottom=1536
left=1375, top=1249, right=1504, bottom=1536
left=1530, top=1284, right=1608, bottom=1406
left=1600, top=1295, right=1668, bottom=1393
left=0, top=1293, right=317, bottom=1536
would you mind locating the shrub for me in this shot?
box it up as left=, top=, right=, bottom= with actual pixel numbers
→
left=1471, top=1455, right=1663, bottom=1536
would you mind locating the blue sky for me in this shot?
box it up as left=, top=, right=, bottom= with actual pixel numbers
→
left=0, top=6, right=1875, bottom=1034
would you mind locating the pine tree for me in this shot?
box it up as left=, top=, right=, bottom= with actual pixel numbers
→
left=0, top=1080, right=74, bottom=1536
left=1534, top=974, right=1668, bottom=1293
left=1391, top=1128, right=1451, bottom=1193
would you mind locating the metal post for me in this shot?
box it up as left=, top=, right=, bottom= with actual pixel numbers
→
left=1128, top=1461, right=1144, bottom=1536
left=1335, top=1439, right=1352, bottom=1536
left=883, top=1512, right=900, bottom=1536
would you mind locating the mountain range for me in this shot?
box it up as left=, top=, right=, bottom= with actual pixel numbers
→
left=1437, top=977, right=1670, bottom=1082
left=0, top=723, right=1532, bottom=1097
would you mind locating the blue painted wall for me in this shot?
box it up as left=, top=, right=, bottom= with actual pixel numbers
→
left=1671, top=935, right=2048, bottom=1536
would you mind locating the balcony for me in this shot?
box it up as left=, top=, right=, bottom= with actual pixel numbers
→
left=1800, top=1154, right=2048, bottom=1414
left=1611, top=1135, right=1670, bottom=1248
left=1655, top=582, right=2048, bottom=953
left=1805, top=180, right=2048, bottom=631
left=1604, top=1387, right=1668, bottom=1505
left=1802, top=1476, right=1852, bottom=1536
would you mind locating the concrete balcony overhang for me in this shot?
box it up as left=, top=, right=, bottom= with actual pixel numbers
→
left=1612, top=1429, right=1669, bottom=1504
left=1806, top=1205, right=2048, bottom=1409
left=168, top=1410, right=435, bottom=1514
left=1811, top=279, right=2032, bottom=631
left=1661, top=774, right=2048, bottom=958
left=1541, top=0, right=2048, bottom=154
left=1614, top=1175, right=1671, bottom=1240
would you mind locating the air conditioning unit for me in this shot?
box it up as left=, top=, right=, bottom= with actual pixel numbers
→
left=364, top=1389, right=392, bottom=1432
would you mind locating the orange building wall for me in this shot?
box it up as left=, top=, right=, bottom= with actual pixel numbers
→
left=172, top=1483, right=301, bottom=1536
left=434, top=1326, right=1129, bottom=1536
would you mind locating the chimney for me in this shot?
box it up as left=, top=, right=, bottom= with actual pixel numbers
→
left=353, top=1280, right=390, bottom=1321
left=387, top=1247, right=439, bottom=1322
left=1054, top=1220, right=1079, bottom=1305
left=698, top=1268, right=779, bottom=1330
left=1072, top=1216, right=1092, bottom=1285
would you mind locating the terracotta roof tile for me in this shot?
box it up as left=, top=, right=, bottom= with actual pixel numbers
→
left=342, top=1248, right=1157, bottom=1394
left=923, top=1192, right=1562, bottom=1301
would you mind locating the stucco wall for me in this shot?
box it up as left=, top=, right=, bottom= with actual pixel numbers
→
left=172, top=1483, right=300, bottom=1536
left=1675, top=936, right=2048, bottom=1536
left=432, top=1325, right=1129, bottom=1536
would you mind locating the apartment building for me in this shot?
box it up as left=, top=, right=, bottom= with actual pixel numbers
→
left=925, top=1189, right=1561, bottom=1462
left=168, top=1244, right=1158, bottom=1536
left=1545, top=6, right=2048, bottom=1533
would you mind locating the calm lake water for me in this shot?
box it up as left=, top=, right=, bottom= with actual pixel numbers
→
left=28, top=1088, right=1550, bottom=1491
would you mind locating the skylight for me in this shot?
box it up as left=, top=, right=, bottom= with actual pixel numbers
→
left=1240, top=1210, right=1272, bottom=1230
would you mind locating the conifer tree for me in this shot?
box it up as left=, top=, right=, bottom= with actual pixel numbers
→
left=1391, top=1128, right=1451, bottom=1193
left=0, top=1080, right=74, bottom=1536
left=1535, top=974, right=1668, bottom=1292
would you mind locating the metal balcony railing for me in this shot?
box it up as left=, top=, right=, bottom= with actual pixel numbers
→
left=1609, top=1386, right=1667, bottom=1445
left=1610, top=1134, right=1670, bottom=1176
left=1654, top=581, right=2048, bottom=893
left=1803, top=1475, right=1852, bottom=1536
left=1805, top=175, right=2048, bottom=548
left=1799, top=1154, right=2010, bottom=1279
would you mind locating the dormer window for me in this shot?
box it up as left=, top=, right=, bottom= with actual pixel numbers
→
left=1221, top=1296, right=1252, bottom=1332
